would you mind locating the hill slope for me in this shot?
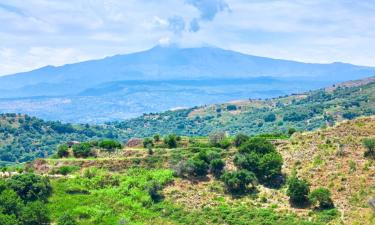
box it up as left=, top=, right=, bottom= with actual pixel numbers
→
left=112, top=77, right=375, bottom=137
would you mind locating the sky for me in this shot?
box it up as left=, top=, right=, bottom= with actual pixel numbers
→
left=0, top=0, right=375, bottom=76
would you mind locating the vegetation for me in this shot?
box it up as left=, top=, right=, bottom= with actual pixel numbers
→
left=287, top=175, right=310, bottom=206
left=363, top=138, right=375, bottom=157
left=221, top=170, right=257, bottom=194
left=309, top=187, right=334, bottom=209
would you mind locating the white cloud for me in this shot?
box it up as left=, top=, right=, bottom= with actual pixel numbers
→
left=0, top=0, right=375, bottom=75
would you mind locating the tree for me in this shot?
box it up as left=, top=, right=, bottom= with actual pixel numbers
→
left=164, top=134, right=178, bottom=148
left=8, top=173, right=52, bottom=202
left=0, top=189, right=23, bottom=216
left=209, top=158, right=225, bottom=176
left=20, top=201, right=50, bottom=225
left=57, top=213, right=78, bottom=225
left=221, top=170, right=257, bottom=194
left=98, top=139, right=122, bottom=151
left=0, top=213, right=19, bottom=225
left=363, top=138, right=375, bottom=157
left=143, top=138, right=154, bottom=148
left=258, top=152, right=283, bottom=185
left=72, top=143, right=92, bottom=158
left=234, top=133, right=249, bottom=147
left=287, top=176, right=310, bottom=205
left=153, top=134, right=161, bottom=142
left=239, top=138, right=275, bottom=154
left=264, top=113, right=276, bottom=122
left=57, top=144, right=69, bottom=158
left=185, top=158, right=209, bottom=177
left=308, top=187, right=334, bottom=209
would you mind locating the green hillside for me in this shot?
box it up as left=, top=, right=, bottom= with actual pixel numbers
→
left=112, top=78, right=375, bottom=137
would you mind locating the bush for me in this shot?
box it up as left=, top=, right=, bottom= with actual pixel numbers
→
left=98, top=139, right=122, bottom=151
left=226, top=105, right=237, bottom=111
left=57, top=213, right=78, bottom=225
left=19, top=201, right=50, bottom=225
left=363, top=138, right=375, bottom=157
left=218, top=138, right=232, bottom=149
left=153, top=134, right=161, bottom=142
left=57, top=166, right=80, bottom=175
left=309, top=187, right=334, bottom=209
left=57, top=144, right=69, bottom=158
left=209, top=159, right=225, bottom=176
left=264, top=113, right=276, bottom=122
left=147, top=181, right=163, bottom=202
left=72, top=143, right=92, bottom=158
left=0, top=213, right=19, bottom=225
left=185, top=159, right=209, bottom=177
left=239, top=138, right=275, bottom=154
left=287, top=176, right=310, bottom=205
left=143, top=138, right=154, bottom=148
left=164, top=134, right=178, bottom=148
left=8, top=173, right=52, bottom=202
left=221, top=170, right=257, bottom=194
left=234, top=133, right=249, bottom=147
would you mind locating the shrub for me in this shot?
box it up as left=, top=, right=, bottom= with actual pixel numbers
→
left=363, top=138, right=375, bottom=157
left=98, top=139, right=122, bottom=151
left=164, top=134, right=178, bottom=148
left=234, top=133, right=249, bottom=147
left=147, top=181, right=163, bottom=202
left=287, top=176, right=310, bottom=205
left=221, top=170, right=257, bottom=194
left=57, top=213, right=78, bottom=225
left=258, top=151, right=283, bottom=185
left=19, top=201, right=50, bottom=225
left=0, top=213, right=19, bottom=225
left=57, top=166, right=80, bottom=175
left=226, top=105, right=237, bottom=111
left=308, top=187, right=334, bottom=209
left=57, top=144, right=69, bottom=158
left=72, top=143, right=92, bottom=158
left=218, top=138, right=232, bottom=149
left=8, top=173, right=52, bottom=202
left=209, top=159, right=225, bottom=176
left=153, top=134, right=160, bottom=142
left=288, top=128, right=297, bottom=136
left=239, top=138, right=275, bottom=154
left=185, top=159, right=209, bottom=177
left=143, top=138, right=154, bottom=148
left=264, top=113, right=276, bottom=122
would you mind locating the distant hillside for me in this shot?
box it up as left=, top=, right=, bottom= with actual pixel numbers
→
left=1, top=78, right=375, bottom=165
left=0, top=46, right=375, bottom=122
left=112, top=78, right=375, bottom=137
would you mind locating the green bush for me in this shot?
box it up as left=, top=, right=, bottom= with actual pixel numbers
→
left=57, top=144, right=69, bottom=158
left=239, top=138, right=275, bottom=154
left=264, top=113, right=276, bottom=122
left=98, top=139, right=122, bottom=151
left=8, top=173, right=52, bottom=202
left=72, top=143, right=93, bottom=158
left=164, top=134, right=178, bottom=148
left=209, top=159, right=225, bottom=176
left=234, top=133, right=249, bottom=147
left=143, top=138, right=154, bottom=148
left=57, top=166, right=80, bottom=175
left=57, top=213, right=78, bottom=225
left=363, top=138, right=375, bottom=157
left=308, top=187, right=334, bottom=209
left=186, top=158, right=209, bottom=177
left=221, top=170, right=257, bottom=194
left=286, top=176, right=310, bottom=205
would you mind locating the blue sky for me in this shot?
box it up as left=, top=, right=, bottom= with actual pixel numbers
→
left=0, top=0, right=375, bottom=75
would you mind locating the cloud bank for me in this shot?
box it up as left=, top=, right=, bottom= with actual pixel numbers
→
left=0, top=0, right=375, bottom=75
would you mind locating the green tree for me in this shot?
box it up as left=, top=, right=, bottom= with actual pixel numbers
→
left=234, top=133, right=249, bottom=147
left=221, top=170, right=257, bottom=194
left=72, top=143, right=92, bottom=158
left=186, top=158, right=209, bottom=177
left=264, top=113, right=276, bottom=122
left=164, top=134, right=178, bottom=148
left=258, top=151, right=283, bottom=185
left=153, top=134, right=160, bottom=142
left=363, top=138, right=375, bottom=157
left=0, top=213, right=19, bottom=225
left=57, top=213, right=78, bottom=225
left=287, top=176, right=310, bottom=205
left=20, top=201, right=50, bottom=225
left=209, top=158, right=225, bottom=177
left=98, top=139, right=122, bottom=151
left=0, top=189, right=23, bottom=216
left=308, top=187, right=334, bottom=209
left=239, top=138, right=275, bottom=154
left=8, top=173, right=52, bottom=202
left=143, top=138, right=154, bottom=148
left=57, top=144, right=69, bottom=158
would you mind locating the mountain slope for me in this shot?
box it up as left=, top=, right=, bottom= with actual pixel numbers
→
left=0, top=46, right=375, bottom=123
left=112, top=77, right=375, bottom=137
